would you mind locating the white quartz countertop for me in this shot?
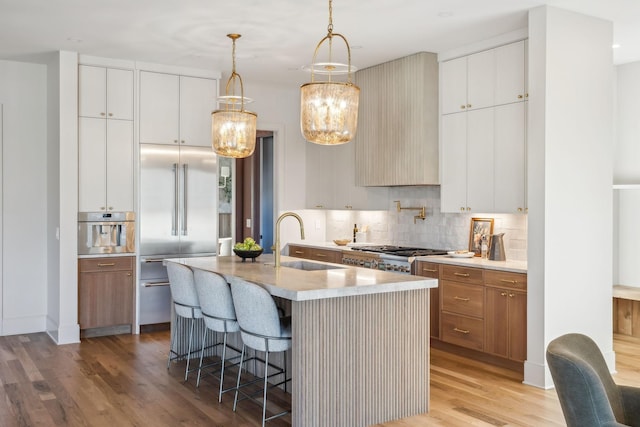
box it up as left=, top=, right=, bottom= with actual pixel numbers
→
left=416, top=255, right=527, bottom=273
left=165, top=254, right=437, bottom=301
left=286, top=242, right=528, bottom=273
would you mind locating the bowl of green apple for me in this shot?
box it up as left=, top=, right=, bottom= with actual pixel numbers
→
left=232, top=237, right=263, bottom=262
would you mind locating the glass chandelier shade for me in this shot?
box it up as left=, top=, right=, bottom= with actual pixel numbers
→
left=212, top=34, right=257, bottom=158
left=300, top=0, right=360, bottom=145
left=300, top=81, right=359, bottom=145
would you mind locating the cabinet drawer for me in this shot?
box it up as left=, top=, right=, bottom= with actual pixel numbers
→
left=441, top=281, right=484, bottom=318
left=441, top=313, right=484, bottom=351
left=288, top=245, right=308, bottom=259
left=415, top=261, right=439, bottom=278
left=441, top=265, right=483, bottom=284
left=307, top=249, right=341, bottom=264
left=79, top=256, right=134, bottom=272
left=484, top=270, right=527, bottom=291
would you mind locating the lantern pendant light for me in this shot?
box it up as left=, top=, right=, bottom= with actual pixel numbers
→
left=212, top=34, right=257, bottom=158
left=300, top=0, right=360, bottom=145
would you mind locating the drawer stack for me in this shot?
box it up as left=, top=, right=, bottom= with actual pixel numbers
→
left=440, top=265, right=485, bottom=351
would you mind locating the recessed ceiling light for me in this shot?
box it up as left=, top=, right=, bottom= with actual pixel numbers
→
left=66, top=37, right=83, bottom=43
left=612, top=43, right=621, bottom=49
left=438, top=11, right=454, bottom=18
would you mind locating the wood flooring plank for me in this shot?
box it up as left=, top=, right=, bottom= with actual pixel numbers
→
left=1, top=330, right=638, bottom=426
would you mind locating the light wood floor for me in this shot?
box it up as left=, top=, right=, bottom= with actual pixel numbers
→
left=1, top=331, right=639, bottom=426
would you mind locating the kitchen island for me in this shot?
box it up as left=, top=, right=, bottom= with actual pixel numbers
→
left=166, top=254, right=438, bottom=427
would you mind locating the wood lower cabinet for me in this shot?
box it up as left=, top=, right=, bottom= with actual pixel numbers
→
left=484, top=270, right=527, bottom=362
left=440, top=265, right=485, bottom=351
left=420, top=261, right=527, bottom=368
left=287, top=245, right=343, bottom=264
left=78, top=256, right=135, bottom=331
left=414, top=261, right=440, bottom=338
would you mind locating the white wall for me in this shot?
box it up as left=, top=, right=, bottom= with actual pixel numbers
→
left=243, top=79, right=307, bottom=213
left=526, top=6, right=614, bottom=388
left=614, top=62, right=640, bottom=184
left=612, top=62, right=640, bottom=288
left=0, top=60, right=49, bottom=335
left=56, top=51, right=80, bottom=344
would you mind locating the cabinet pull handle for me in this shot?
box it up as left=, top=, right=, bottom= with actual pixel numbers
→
left=453, top=327, right=470, bottom=334
left=345, top=205, right=352, bottom=209
left=294, top=250, right=304, bottom=254
left=143, top=281, right=170, bottom=287
left=144, top=258, right=164, bottom=263
left=518, top=94, right=524, bottom=99
left=108, top=112, right=113, bottom=117
left=453, top=272, right=470, bottom=277
left=460, top=105, right=466, bottom=109
left=127, top=273, right=132, bottom=276
left=100, top=112, right=106, bottom=116
left=453, top=296, right=470, bottom=302
left=509, top=293, right=515, bottom=298
left=315, top=254, right=327, bottom=257
left=500, top=279, right=518, bottom=285
left=423, top=268, right=437, bottom=273
left=501, top=292, right=508, bottom=297
left=97, top=263, right=116, bottom=267
left=467, top=104, right=472, bottom=108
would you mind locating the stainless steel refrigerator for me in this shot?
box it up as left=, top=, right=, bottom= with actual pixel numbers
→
left=138, top=144, right=218, bottom=325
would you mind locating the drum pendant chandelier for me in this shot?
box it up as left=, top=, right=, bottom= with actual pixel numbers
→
left=300, top=0, right=360, bottom=145
left=212, top=34, right=257, bottom=158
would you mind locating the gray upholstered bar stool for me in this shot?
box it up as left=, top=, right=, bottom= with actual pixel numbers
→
left=193, top=269, right=241, bottom=402
left=229, top=278, right=291, bottom=427
left=166, top=262, right=202, bottom=382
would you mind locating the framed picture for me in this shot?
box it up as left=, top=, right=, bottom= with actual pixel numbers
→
left=469, top=217, right=494, bottom=257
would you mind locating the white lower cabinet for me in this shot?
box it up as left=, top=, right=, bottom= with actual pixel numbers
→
left=441, top=102, right=525, bottom=213
left=79, top=117, right=134, bottom=212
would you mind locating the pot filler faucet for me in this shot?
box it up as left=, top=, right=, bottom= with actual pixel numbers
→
left=274, top=212, right=306, bottom=268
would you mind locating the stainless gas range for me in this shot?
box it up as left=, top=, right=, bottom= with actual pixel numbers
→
left=342, top=245, right=448, bottom=274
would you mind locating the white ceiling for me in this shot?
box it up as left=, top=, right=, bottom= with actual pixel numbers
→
left=0, top=0, right=638, bottom=86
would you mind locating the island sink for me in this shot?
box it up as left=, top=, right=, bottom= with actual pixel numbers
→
left=274, top=260, right=345, bottom=271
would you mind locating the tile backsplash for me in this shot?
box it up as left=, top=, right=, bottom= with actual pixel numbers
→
left=298, top=186, right=528, bottom=262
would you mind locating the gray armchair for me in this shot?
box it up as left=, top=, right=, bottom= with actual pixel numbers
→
left=546, top=333, right=640, bottom=427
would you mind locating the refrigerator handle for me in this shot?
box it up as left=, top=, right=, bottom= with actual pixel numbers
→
left=182, top=163, right=188, bottom=236
left=172, top=163, right=179, bottom=236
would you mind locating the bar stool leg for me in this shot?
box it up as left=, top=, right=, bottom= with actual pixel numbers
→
left=196, top=327, right=208, bottom=387
left=233, top=344, right=247, bottom=412
left=261, top=350, right=270, bottom=427
left=184, top=317, right=195, bottom=382
left=218, top=332, right=228, bottom=402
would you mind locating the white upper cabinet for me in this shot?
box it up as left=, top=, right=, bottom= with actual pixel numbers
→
left=139, top=71, right=217, bottom=146
left=440, top=112, right=468, bottom=212
left=440, top=109, right=494, bottom=213
left=493, top=102, right=526, bottom=213
left=179, top=76, right=218, bottom=147
left=441, top=40, right=526, bottom=115
left=79, top=118, right=134, bottom=212
left=495, top=41, right=526, bottom=106
left=78, top=64, right=134, bottom=212
left=441, top=57, right=468, bottom=115
left=79, top=65, right=133, bottom=120
left=440, top=40, right=527, bottom=214
left=467, top=49, right=496, bottom=112
left=306, top=141, right=388, bottom=210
